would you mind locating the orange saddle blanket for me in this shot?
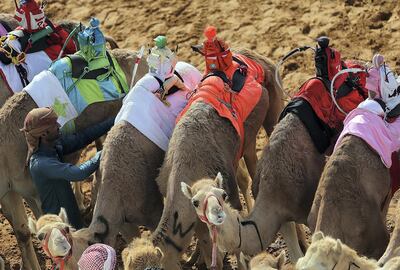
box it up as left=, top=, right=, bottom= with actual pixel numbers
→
left=178, top=54, right=264, bottom=157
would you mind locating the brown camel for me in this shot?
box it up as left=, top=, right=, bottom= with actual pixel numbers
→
left=296, top=231, right=400, bottom=270
left=28, top=208, right=93, bottom=270
left=122, top=237, right=164, bottom=270
left=0, top=48, right=146, bottom=270
left=124, top=49, right=284, bottom=270
left=308, top=135, right=391, bottom=259
left=183, top=112, right=325, bottom=264
left=246, top=251, right=292, bottom=270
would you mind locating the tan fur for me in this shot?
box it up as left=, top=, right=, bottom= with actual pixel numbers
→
left=249, top=251, right=293, bottom=270
left=138, top=49, right=284, bottom=270
left=29, top=212, right=93, bottom=270
left=0, top=49, right=146, bottom=269
left=296, top=231, right=389, bottom=270
left=122, top=237, right=164, bottom=270
left=308, top=135, right=390, bottom=259
left=380, top=200, right=400, bottom=265
left=89, top=121, right=164, bottom=246
left=183, top=113, right=323, bottom=264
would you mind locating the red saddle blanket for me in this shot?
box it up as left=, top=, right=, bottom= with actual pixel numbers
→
left=177, top=54, right=264, bottom=158
left=295, top=60, right=367, bottom=130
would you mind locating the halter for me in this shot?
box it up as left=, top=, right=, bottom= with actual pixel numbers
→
left=331, top=261, right=360, bottom=270
left=42, top=228, right=73, bottom=270
left=197, top=193, right=224, bottom=270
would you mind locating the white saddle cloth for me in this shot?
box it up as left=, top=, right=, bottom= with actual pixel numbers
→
left=115, top=61, right=202, bottom=151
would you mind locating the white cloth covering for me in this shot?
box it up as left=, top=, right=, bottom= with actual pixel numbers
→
left=25, top=70, right=78, bottom=127
left=0, top=37, right=52, bottom=92
left=115, top=61, right=202, bottom=151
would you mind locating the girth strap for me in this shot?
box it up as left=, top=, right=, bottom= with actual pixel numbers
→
left=201, top=56, right=248, bottom=93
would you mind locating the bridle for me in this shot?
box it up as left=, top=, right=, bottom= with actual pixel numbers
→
left=197, top=193, right=224, bottom=270
left=42, top=228, right=73, bottom=270
left=331, top=261, right=360, bottom=270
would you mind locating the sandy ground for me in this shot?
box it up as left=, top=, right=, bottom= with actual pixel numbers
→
left=1, top=0, right=400, bottom=269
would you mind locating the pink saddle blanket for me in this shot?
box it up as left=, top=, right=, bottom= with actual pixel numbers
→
left=335, top=108, right=400, bottom=168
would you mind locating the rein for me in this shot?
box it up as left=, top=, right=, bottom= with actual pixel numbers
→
left=198, top=193, right=224, bottom=270
left=42, top=228, right=73, bottom=270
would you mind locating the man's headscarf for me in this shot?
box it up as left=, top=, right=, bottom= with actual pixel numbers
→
left=20, top=107, right=58, bottom=166
left=78, top=244, right=116, bottom=270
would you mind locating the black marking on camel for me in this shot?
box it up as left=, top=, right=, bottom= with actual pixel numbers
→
left=172, top=211, right=195, bottom=238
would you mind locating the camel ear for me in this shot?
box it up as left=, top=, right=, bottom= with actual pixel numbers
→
left=28, top=217, right=37, bottom=234
left=181, top=182, right=192, bottom=199
left=215, top=172, right=224, bottom=188
left=312, top=231, right=325, bottom=242
left=277, top=250, right=286, bottom=268
left=59, top=207, right=69, bottom=224
left=335, top=239, right=343, bottom=254
left=121, top=247, right=129, bottom=264
left=155, top=247, right=163, bottom=259
left=239, top=252, right=250, bottom=270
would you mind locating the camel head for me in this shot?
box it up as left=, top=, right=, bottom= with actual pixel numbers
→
left=122, top=237, right=164, bottom=270
left=296, top=231, right=343, bottom=270
left=28, top=208, right=75, bottom=259
left=181, top=172, right=229, bottom=226
left=247, top=250, right=287, bottom=270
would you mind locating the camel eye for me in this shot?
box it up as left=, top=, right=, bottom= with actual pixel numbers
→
left=192, top=199, right=199, bottom=208
left=222, top=192, right=228, bottom=201
left=38, top=233, right=46, bottom=241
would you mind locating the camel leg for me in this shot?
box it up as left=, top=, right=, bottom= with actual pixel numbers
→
left=296, top=224, right=309, bottom=254
left=23, top=196, right=42, bottom=219
left=243, top=141, right=257, bottom=181
left=1, top=191, right=40, bottom=270
left=237, top=159, right=254, bottom=212
left=279, top=221, right=303, bottom=263
left=120, top=223, right=140, bottom=242
left=72, top=182, right=85, bottom=212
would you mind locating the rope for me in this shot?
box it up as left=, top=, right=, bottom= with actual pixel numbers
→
left=275, top=45, right=315, bottom=100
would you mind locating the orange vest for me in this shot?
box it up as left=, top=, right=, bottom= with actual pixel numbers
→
left=177, top=54, right=264, bottom=159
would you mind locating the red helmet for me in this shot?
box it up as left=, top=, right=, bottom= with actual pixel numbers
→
left=14, top=0, right=46, bottom=32
left=192, top=26, right=233, bottom=73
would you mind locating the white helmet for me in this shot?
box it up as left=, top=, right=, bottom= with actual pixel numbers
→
left=147, top=36, right=177, bottom=81
left=14, top=0, right=46, bottom=32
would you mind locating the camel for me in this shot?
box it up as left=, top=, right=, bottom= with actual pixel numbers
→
left=296, top=231, right=400, bottom=270
left=308, top=135, right=391, bottom=259
left=0, top=48, right=147, bottom=270
left=181, top=172, right=305, bottom=266
left=180, top=105, right=326, bottom=263
left=379, top=199, right=400, bottom=266
left=122, top=237, right=164, bottom=270
left=0, top=256, right=4, bottom=270
left=122, top=49, right=284, bottom=270
left=28, top=208, right=93, bottom=270
left=246, top=251, right=293, bottom=270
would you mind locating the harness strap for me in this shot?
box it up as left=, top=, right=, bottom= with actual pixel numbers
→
left=201, top=56, right=248, bottom=93
left=67, top=52, right=126, bottom=94
left=153, top=70, right=185, bottom=96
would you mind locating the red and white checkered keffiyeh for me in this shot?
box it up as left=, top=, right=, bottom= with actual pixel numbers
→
left=78, top=244, right=116, bottom=270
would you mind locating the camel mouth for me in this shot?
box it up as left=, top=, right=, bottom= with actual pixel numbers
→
left=208, top=212, right=226, bottom=225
